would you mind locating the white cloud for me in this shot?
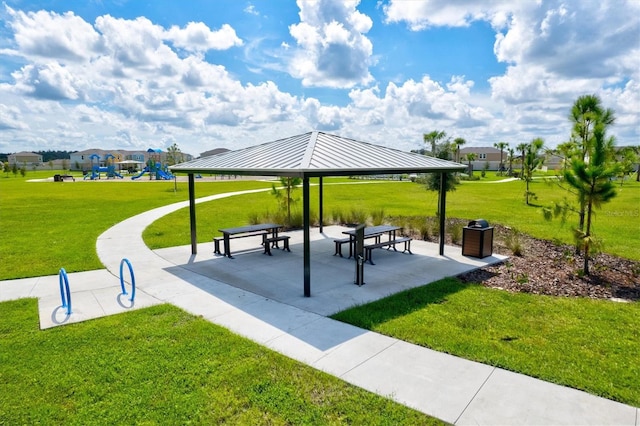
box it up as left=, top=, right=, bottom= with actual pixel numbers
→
left=0, top=103, right=28, bottom=130
left=5, top=5, right=101, bottom=62
left=11, top=62, right=82, bottom=100
left=382, top=0, right=640, bottom=147
left=383, top=0, right=512, bottom=30
left=166, top=22, right=243, bottom=52
left=288, top=0, right=374, bottom=88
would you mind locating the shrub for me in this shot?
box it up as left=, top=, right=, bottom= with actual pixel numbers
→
left=449, top=222, right=463, bottom=244
left=371, top=208, right=385, bottom=226
left=505, top=228, right=524, bottom=256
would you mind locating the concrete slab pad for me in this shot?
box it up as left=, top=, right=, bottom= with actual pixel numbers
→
left=93, top=287, right=162, bottom=316
left=39, top=291, right=106, bottom=329
left=457, top=367, right=639, bottom=425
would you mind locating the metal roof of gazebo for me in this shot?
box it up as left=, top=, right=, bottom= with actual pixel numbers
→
left=170, top=131, right=466, bottom=297
left=170, top=131, right=465, bottom=177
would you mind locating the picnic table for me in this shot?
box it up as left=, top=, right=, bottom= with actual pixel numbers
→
left=337, top=225, right=412, bottom=265
left=216, top=223, right=283, bottom=258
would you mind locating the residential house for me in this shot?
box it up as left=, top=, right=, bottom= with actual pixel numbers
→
left=459, top=147, right=506, bottom=171
left=8, top=152, right=43, bottom=166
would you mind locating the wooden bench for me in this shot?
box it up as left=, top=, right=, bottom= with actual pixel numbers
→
left=213, top=230, right=268, bottom=255
left=263, top=235, right=291, bottom=256
left=364, top=237, right=412, bottom=265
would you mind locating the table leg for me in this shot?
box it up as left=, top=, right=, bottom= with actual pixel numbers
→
left=224, top=234, right=233, bottom=258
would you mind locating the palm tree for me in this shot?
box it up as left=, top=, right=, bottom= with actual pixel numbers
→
left=523, top=138, right=545, bottom=205
left=515, top=142, right=528, bottom=179
left=563, top=123, right=617, bottom=275
left=555, top=141, right=577, bottom=173
left=453, top=137, right=466, bottom=163
left=506, top=148, right=515, bottom=175
left=423, top=130, right=446, bottom=156
left=494, top=141, right=509, bottom=174
left=464, top=152, right=477, bottom=176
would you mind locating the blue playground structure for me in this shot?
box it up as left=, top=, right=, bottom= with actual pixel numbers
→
left=83, top=154, right=124, bottom=180
left=131, top=161, right=174, bottom=180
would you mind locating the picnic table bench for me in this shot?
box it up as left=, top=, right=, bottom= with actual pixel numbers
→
left=215, top=223, right=285, bottom=258
left=338, top=225, right=412, bottom=265
left=364, top=236, right=412, bottom=265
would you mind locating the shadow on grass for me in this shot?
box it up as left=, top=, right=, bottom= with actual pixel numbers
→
left=330, top=277, right=469, bottom=330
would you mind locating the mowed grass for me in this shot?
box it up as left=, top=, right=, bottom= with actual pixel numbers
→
left=145, top=177, right=639, bottom=260
left=331, top=278, right=640, bottom=407
left=0, top=299, right=437, bottom=425
left=0, top=172, right=273, bottom=279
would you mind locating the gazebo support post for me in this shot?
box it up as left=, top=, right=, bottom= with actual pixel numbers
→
left=303, top=177, right=311, bottom=297
left=319, top=176, right=323, bottom=233
left=438, top=172, right=447, bottom=256
left=188, top=173, right=197, bottom=255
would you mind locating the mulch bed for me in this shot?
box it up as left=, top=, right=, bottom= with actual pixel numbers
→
left=417, top=221, right=640, bottom=302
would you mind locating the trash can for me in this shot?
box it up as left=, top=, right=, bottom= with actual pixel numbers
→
left=462, top=219, right=493, bottom=258
left=53, top=174, right=61, bottom=182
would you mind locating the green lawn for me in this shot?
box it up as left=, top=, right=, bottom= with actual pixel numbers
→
left=0, top=172, right=273, bottom=279
left=331, top=278, right=640, bottom=407
left=0, top=299, right=437, bottom=425
left=145, top=177, right=639, bottom=260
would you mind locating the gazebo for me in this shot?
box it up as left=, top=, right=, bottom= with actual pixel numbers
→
left=170, top=131, right=466, bottom=297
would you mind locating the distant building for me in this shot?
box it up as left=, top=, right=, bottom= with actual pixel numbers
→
left=8, top=151, right=43, bottom=166
left=459, top=147, right=504, bottom=171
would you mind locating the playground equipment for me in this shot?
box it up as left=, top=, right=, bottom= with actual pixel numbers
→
left=84, top=153, right=124, bottom=180
left=131, top=162, right=174, bottom=180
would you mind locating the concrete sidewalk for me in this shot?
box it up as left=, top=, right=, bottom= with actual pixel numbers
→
left=1, top=191, right=638, bottom=425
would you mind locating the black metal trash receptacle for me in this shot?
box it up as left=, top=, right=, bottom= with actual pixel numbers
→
left=53, top=174, right=61, bottom=182
left=462, top=219, right=494, bottom=258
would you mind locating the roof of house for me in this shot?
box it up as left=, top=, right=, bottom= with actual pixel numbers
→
left=11, top=151, right=40, bottom=156
left=171, top=131, right=466, bottom=177
left=459, top=146, right=502, bottom=154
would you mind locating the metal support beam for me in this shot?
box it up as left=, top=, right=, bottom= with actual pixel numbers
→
left=188, top=173, right=197, bottom=255
left=319, top=176, right=323, bottom=233
left=303, top=177, right=311, bottom=297
left=438, top=172, right=447, bottom=256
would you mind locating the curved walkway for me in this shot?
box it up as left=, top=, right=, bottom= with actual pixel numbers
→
left=2, top=186, right=638, bottom=425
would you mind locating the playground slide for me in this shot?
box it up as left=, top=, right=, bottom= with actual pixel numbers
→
left=131, top=167, right=149, bottom=180
left=156, top=169, right=174, bottom=180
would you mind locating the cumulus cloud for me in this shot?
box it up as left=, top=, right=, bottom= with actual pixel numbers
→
left=5, top=5, right=101, bottom=62
left=382, top=0, right=640, bottom=146
left=11, top=62, right=82, bottom=100
left=288, top=0, right=374, bottom=88
left=0, top=103, right=28, bottom=130
left=166, top=22, right=243, bottom=52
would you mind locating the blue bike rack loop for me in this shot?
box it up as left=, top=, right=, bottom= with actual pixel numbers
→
left=119, top=258, right=136, bottom=302
left=58, top=268, right=72, bottom=315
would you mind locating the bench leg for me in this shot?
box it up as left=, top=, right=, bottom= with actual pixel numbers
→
left=214, top=239, right=221, bottom=254
left=404, top=240, right=412, bottom=254
left=283, top=238, right=290, bottom=252
left=334, top=241, right=342, bottom=257
left=264, top=243, right=272, bottom=256
left=366, top=248, right=375, bottom=265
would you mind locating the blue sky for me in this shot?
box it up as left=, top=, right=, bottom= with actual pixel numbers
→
left=0, top=0, right=638, bottom=157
